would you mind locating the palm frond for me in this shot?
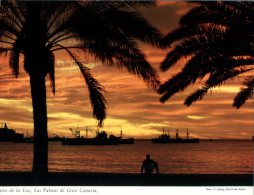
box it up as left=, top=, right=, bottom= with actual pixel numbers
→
left=233, top=76, right=254, bottom=108
left=47, top=52, right=55, bottom=94
left=184, top=87, right=209, bottom=106
left=160, top=1, right=254, bottom=108
left=160, top=33, right=225, bottom=71
left=0, top=0, right=24, bottom=28
left=47, top=1, right=156, bottom=46
left=159, top=71, right=196, bottom=103
left=0, top=47, right=11, bottom=56
left=48, top=2, right=161, bottom=90
left=81, top=1, right=156, bottom=12
left=9, top=39, right=22, bottom=77
left=180, top=2, right=243, bottom=27
left=163, top=24, right=226, bottom=47
left=0, top=1, right=26, bottom=35
left=66, top=27, right=161, bottom=89
left=62, top=46, right=107, bottom=127
left=84, top=42, right=161, bottom=90
left=112, top=49, right=161, bottom=89
left=0, top=19, right=19, bottom=37
left=46, top=2, right=78, bottom=41
left=159, top=50, right=254, bottom=104
left=103, top=9, right=162, bottom=47
left=184, top=68, right=253, bottom=106
left=64, top=4, right=162, bottom=48
left=206, top=68, right=253, bottom=87
left=159, top=54, right=209, bottom=96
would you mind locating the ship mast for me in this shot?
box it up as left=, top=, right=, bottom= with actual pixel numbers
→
left=186, top=128, right=189, bottom=140
left=85, top=126, right=88, bottom=138
left=176, top=129, right=179, bottom=139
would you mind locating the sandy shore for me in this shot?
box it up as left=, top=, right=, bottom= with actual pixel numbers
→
left=0, top=172, right=252, bottom=186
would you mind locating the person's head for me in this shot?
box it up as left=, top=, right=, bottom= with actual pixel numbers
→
left=146, top=154, right=150, bottom=159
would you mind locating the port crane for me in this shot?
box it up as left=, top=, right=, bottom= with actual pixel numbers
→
left=85, top=125, right=123, bottom=138
left=69, top=128, right=81, bottom=138
left=68, top=125, right=123, bottom=138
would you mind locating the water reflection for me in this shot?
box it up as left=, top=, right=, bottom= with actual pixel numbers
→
left=0, top=140, right=252, bottom=173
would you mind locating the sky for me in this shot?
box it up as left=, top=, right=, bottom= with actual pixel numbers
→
left=0, top=2, right=253, bottom=139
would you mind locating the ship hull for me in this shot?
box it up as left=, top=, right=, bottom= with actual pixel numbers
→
left=152, top=138, right=199, bottom=144
left=119, top=138, right=134, bottom=144
left=13, top=138, right=33, bottom=143
left=62, top=136, right=135, bottom=146
left=62, top=138, right=120, bottom=145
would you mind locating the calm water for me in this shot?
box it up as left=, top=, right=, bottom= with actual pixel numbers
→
left=0, top=140, right=253, bottom=174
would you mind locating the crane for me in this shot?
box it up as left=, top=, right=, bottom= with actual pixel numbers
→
left=69, top=125, right=123, bottom=138
left=85, top=125, right=123, bottom=138
left=69, top=128, right=80, bottom=138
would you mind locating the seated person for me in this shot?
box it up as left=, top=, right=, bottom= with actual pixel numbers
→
left=141, top=154, right=159, bottom=175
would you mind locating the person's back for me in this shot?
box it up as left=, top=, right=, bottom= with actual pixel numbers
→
left=141, top=154, right=159, bottom=175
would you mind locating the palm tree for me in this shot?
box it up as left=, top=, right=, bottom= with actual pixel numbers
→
left=0, top=1, right=162, bottom=174
left=158, top=1, right=254, bottom=108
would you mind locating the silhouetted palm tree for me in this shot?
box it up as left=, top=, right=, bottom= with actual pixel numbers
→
left=0, top=1, right=161, bottom=174
left=159, top=1, right=254, bottom=108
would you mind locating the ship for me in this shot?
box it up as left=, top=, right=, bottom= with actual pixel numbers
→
left=13, top=137, right=33, bottom=143
left=48, top=135, right=63, bottom=142
left=119, top=137, right=134, bottom=144
left=119, top=129, right=134, bottom=144
left=152, top=128, right=199, bottom=144
left=0, top=123, right=27, bottom=142
left=13, top=130, right=33, bottom=143
left=62, top=127, right=134, bottom=145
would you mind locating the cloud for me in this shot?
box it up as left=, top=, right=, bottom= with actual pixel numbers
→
left=0, top=3, right=253, bottom=140
left=187, top=115, right=208, bottom=120
left=140, top=1, right=195, bottom=34
left=1, top=51, right=253, bottom=139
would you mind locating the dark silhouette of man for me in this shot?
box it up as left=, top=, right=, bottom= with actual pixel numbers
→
left=141, top=154, right=159, bottom=175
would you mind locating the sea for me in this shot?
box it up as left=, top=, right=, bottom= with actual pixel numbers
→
left=0, top=140, right=253, bottom=174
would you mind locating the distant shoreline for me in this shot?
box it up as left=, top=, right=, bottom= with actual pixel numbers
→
left=0, top=139, right=253, bottom=142
left=135, top=139, right=253, bottom=141
left=0, top=172, right=252, bottom=186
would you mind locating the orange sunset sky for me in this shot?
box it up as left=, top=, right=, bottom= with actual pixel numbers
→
left=0, top=2, right=253, bottom=139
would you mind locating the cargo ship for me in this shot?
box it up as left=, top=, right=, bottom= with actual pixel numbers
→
left=0, top=123, right=31, bottom=142
left=62, top=127, right=134, bottom=145
left=152, top=129, right=199, bottom=144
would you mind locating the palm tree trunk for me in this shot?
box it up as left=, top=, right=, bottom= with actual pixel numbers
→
left=30, top=74, right=48, bottom=174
